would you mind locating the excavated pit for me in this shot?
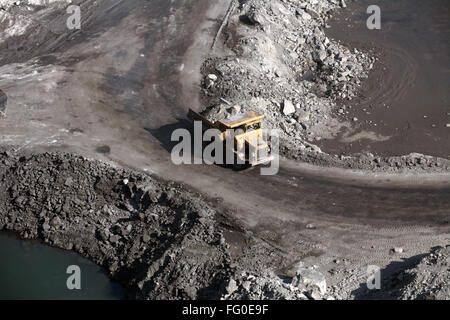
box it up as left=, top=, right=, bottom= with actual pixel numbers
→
left=0, top=0, right=449, bottom=300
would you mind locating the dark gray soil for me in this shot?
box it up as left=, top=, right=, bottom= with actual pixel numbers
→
left=0, top=147, right=316, bottom=300
left=0, top=148, right=234, bottom=299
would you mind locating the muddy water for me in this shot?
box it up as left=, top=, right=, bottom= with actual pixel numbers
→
left=0, top=232, right=125, bottom=300
left=321, top=0, right=450, bottom=158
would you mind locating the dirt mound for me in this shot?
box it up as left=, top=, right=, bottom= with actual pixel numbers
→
left=0, top=148, right=329, bottom=300
left=398, top=246, right=450, bottom=300
left=201, top=0, right=372, bottom=152
left=0, top=148, right=234, bottom=299
left=199, top=0, right=450, bottom=173
left=350, top=246, right=450, bottom=300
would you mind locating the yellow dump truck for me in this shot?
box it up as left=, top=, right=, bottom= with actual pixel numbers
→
left=188, top=108, right=273, bottom=167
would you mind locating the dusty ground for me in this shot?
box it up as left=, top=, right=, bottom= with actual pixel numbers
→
left=0, top=0, right=448, bottom=300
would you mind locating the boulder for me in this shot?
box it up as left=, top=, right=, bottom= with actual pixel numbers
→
left=245, top=6, right=268, bottom=26
left=393, top=247, right=404, bottom=254
left=225, top=279, right=238, bottom=295
left=282, top=99, right=295, bottom=115
left=207, top=74, right=218, bottom=81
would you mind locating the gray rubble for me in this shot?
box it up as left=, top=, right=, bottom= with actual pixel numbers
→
left=222, top=270, right=310, bottom=300
left=351, top=246, right=450, bottom=300
left=0, top=148, right=332, bottom=300
left=0, top=148, right=231, bottom=299
left=0, top=0, right=448, bottom=302
left=200, top=0, right=450, bottom=173
left=398, top=246, right=449, bottom=300
left=201, top=0, right=373, bottom=150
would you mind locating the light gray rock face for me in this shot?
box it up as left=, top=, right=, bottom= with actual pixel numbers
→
left=199, top=0, right=411, bottom=173
left=351, top=246, right=450, bottom=300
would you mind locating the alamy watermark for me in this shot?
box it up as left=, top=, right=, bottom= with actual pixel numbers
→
left=66, top=5, right=81, bottom=30
left=366, top=5, right=381, bottom=30
left=66, top=265, right=81, bottom=290
left=366, top=265, right=381, bottom=290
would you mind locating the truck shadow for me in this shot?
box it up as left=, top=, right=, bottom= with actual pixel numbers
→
left=349, top=250, right=434, bottom=300
left=145, top=118, right=192, bottom=154
left=145, top=119, right=250, bottom=171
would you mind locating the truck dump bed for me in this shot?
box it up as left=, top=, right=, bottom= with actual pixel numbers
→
left=218, top=111, right=265, bottom=129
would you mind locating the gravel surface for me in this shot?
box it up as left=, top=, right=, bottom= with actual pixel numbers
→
left=0, top=148, right=230, bottom=299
